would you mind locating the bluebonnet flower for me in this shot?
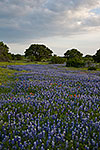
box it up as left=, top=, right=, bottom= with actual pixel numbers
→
left=0, top=64, right=99, bottom=149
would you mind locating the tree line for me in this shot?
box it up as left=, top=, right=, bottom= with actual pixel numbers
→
left=0, top=41, right=100, bottom=67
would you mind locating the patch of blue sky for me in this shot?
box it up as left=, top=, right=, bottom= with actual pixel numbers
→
left=91, top=7, right=100, bottom=14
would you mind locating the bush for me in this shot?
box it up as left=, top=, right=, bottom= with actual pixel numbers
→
left=0, top=41, right=11, bottom=62
left=88, top=66, right=97, bottom=70
left=50, top=56, right=66, bottom=64
left=27, top=56, right=36, bottom=62
left=66, top=58, right=85, bottom=68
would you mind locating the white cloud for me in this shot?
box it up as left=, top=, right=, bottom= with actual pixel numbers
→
left=0, top=0, right=100, bottom=36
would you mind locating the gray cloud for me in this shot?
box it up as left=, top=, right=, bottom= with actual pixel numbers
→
left=0, top=0, right=100, bottom=43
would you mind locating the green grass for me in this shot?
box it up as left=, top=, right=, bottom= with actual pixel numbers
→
left=0, top=61, right=48, bottom=84
left=0, top=67, right=18, bottom=84
left=0, top=61, right=48, bottom=66
left=0, top=66, right=28, bottom=85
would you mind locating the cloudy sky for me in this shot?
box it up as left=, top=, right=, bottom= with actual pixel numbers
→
left=0, top=0, right=100, bottom=56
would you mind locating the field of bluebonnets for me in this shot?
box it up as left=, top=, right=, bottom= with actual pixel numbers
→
left=0, top=64, right=100, bottom=150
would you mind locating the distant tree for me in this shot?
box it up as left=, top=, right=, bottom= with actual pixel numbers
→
left=8, top=53, right=13, bottom=60
left=50, top=55, right=66, bottom=64
left=64, top=49, right=84, bottom=67
left=24, top=44, right=53, bottom=61
left=93, top=49, right=100, bottom=63
left=14, top=54, right=23, bottom=60
left=11, top=54, right=15, bottom=60
left=11, top=54, right=24, bottom=60
left=27, top=55, right=36, bottom=62
left=64, top=49, right=83, bottom=59
left=83, top=55, right=94, bottom=67
left=84, top=55, right=93, bottom=60
left=0, top=41, right=11, bottom=62
left=66, top=57, right=85, bottom=67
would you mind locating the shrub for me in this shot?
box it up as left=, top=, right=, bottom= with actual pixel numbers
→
left=0, top=41, right=11, bottom=62
left=66, top=58, right=85, bottom=68
left=88, top=66, right=97, bottom=70
left=27, top=56, right=36, bottom=62
left=50, top=56, right=66, bottom=64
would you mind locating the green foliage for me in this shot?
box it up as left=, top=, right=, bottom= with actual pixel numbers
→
left=64, top=49, right=84, bottom=67
left=93, top=49, right=100, bottom=63
left=11, top=54, right=15, bottom=60
left=50, top=55, right=66, bottom=64
left=66, top=58, right=85, bottom=68
left=0, top=41, right=11, bottom=62
left=83, top=55, right=94, bottom=67
left=88, top=66, right=97, bottom=70
left=11, top=54, right=24, bottom=60
left=84, top=55, right=94, bottom=62
left=24, top=44, right=53, bottom=61
left=27, top=55, right=36, bottom=62
left=15, top=54, right=24, bottom=60
left=64, top=49, right=83, bottom=60
left=8, top=53, right=13, bottom=60
left=41, top=58, right=48, bottom=62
